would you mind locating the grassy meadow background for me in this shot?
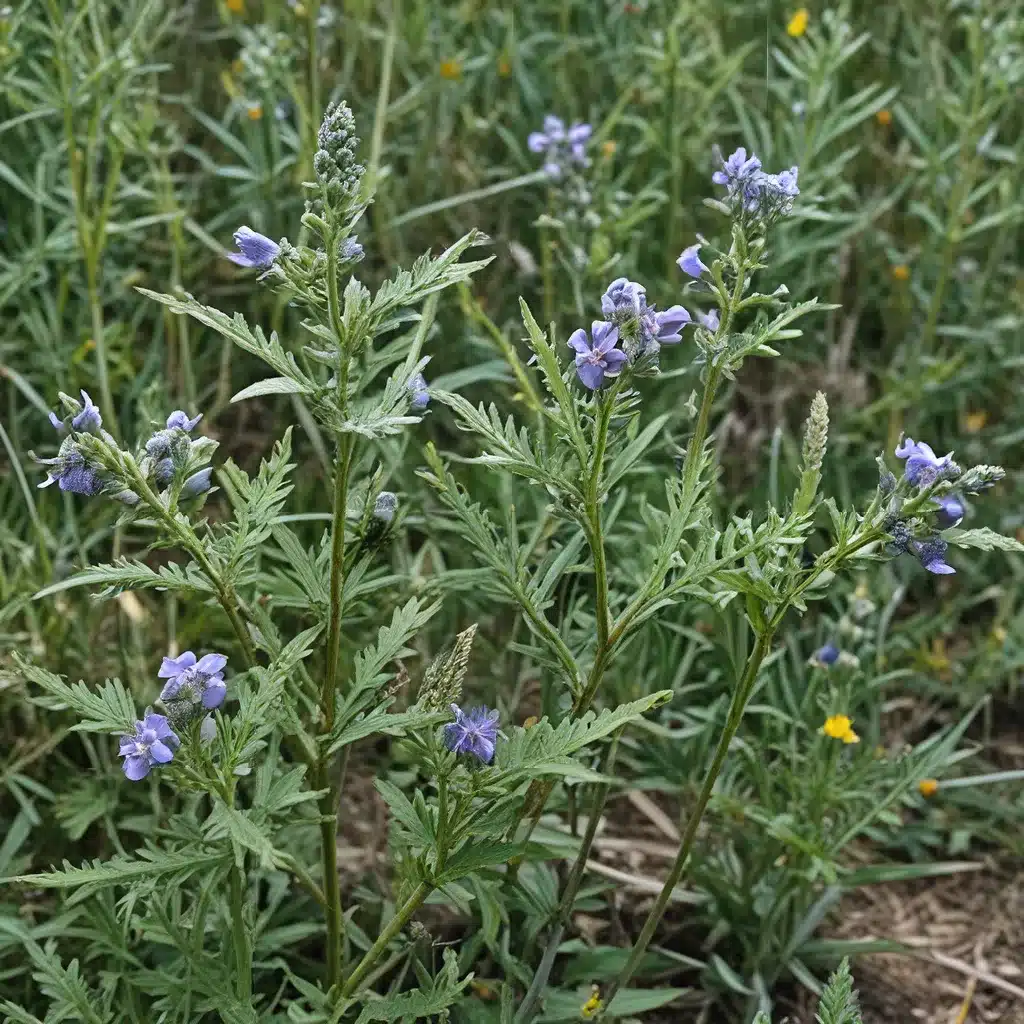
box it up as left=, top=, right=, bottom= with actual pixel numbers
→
left=1, top=0, right=1022, bottom=1021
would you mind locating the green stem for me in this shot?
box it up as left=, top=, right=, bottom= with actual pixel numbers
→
left=229, top=861, right=253, bottom=1002
left=318, top=765, right=343, bottom=989
left=319, top=233, right=357, bottom=989
left=603, top=631, right=773, bottom=1008
left=338, top=881, right=432, bottom=998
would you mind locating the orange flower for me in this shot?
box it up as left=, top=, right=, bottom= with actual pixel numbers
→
left=876, top=108, right=892, bottom=126
left=964, top=410, right=988, bottom=433
left=892, top=264, right=910, bottom=281
left=601, top=140, right=617, bottom=159
left=247, top=104, right=263, bottom=121
left=787, top=8, right=809, bottom=37
left=440, top=58, right=462, bottom=81
left=497, top=55, right=511, bottom=77
left=522, top=716, right=539, bottom=729
left=919, top=778, right=938, bottom=798
left=226, top=0, right=244, bottom=11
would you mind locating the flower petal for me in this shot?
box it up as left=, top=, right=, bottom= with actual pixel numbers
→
left=122, top=755, right=151, bottom=781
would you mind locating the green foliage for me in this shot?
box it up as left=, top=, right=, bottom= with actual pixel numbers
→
left=1, top=0, right=1022, bottom=1022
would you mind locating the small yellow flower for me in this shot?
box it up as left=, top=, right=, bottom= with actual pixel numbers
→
left=292, top=2, right=307, bottom=14
left=247, top=103, right=263, bottom=121
left=992, top=625, right=1007, bottom=645
left=440, top=58, right=462, bottom=81
left=787, top=8, right=809, bottom=37
left=497, top=55, right=511, bottom=77
left=892, top=263, right=910, bottom=282
left=523, top=716, right=539, bottom=729
left=601, top=139, right=617, bottom=159
left=919, top=778, right=939, bottom=798
left=581, top=987, right=603, bottom=1019
left=964, top=410, right=988, bottom=433
left=226, top=0, right=244, bottom=11
left=822, top=714, right=859, bottom=744
left=876, top=108, right=892, bottom=126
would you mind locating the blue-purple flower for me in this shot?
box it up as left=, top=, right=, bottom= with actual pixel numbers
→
left=815, top=643, right=840, bottom=666
left=935, top=494, right=965, bottom=529
left=37, top=440, right=104, bottom=495
left=166, top=410, right=202, bottom=432
left=600, top=277, right=691, bottom=355
left=181, top=468, right=213, bottom=498
left=646, top=305, right=691, bottom=346
left=409, top=372, right=430, bottom=410
left=913, top=537, right=955, bottom=575
left=444, top=703, right=500, bottom=764
left=601, top=277, right=645, bottom=318
left=568, top=321, right=628, bottom=389
left=699, top=309, right=721, bottom=332
left=228, top=226, right=281, bottom=268
left=712, top=146, right=799, bottom=217
left=71, top=391, right=102, bottom=433
left=528, top=115, right=591, bottom=179
left=159, top=651, right=228, bottom=710
left=119, top=713, right=179, bottom=781
left=677, top=244, right=709, bottom=279
left=894, top=437, right=958, bottom=487
left=712, top=147, right=763, bottom=191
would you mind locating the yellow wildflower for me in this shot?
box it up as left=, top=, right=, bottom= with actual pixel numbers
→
left=992, top=625, right=1007, bottom=645
left=226, top=0, right=243, bottom=11
left=787, top=8, right=809, bottom=37
left=440, top=58, right=462, bottom=81
left=497, top=55, right=511, bottom=77
left=822, top=714, right=859, bottom=744
left=876, top=108, right=892, bottom=126
left=964, top=410, right=988, bottom=433
left=247, top=103, right=263, bottom=121
left=601, top=139, right=617, bottom=159
left=892, top=264, right=910, bottom=282
left=522, top=716, right=539, bottom=729
left=581, top=987, right=603, bottom=1020
left=919, top=778, right=938, bottom=798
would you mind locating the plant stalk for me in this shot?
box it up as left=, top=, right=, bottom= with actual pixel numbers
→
left=602, top=630, right=773, bottom=1008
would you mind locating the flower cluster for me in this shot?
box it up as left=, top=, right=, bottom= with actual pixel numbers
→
left=144, top=411, right=213, bottom=498
left=880, top=435, right=1005, bottom=576
left=159, top=651, right=228, bottom=710
left=35, top=391, right=111, bottom=496
left=444, top=703, right=500, bottom=764
left=116, top=650, right=229, bottom=781
left=312, top=99, right=365, bottom=215
left=528, top=115, right=591, bottom=180
left=712, top=146, right=800, bottom=221
left=566, top=269, right=696, bottom=389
